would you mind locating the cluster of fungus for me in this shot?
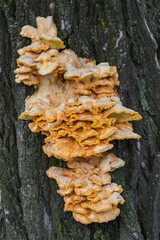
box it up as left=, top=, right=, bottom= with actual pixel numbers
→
left=15, top=16, right=142, bottom=224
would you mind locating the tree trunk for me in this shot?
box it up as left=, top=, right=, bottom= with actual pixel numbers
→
left=0, top=0, right=160, bottom=239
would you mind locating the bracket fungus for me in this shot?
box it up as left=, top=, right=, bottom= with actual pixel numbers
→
left=15, top=16, right=142, bottom=224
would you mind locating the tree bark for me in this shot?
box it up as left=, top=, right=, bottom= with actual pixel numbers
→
left=0, top=0, right=160, bottom=239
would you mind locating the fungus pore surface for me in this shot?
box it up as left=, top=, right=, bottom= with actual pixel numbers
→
left=15, top=16, right=142, bottom=224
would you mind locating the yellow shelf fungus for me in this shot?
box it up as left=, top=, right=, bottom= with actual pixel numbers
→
left=15, top=16, right=142, bottom=224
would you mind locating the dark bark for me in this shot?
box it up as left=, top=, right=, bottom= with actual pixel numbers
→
left=0, top=0, right=160, bottom=239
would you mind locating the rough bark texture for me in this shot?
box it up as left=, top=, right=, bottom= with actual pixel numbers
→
left=0, top=0, right=160, bottom=239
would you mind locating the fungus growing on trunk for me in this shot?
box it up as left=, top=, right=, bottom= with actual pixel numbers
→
left=15, top=16, right=142, bottom=224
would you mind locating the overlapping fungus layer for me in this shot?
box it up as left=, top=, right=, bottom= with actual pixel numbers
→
left=47, top=153, right=125, bottom=224
left=15, top=16, right=142, bottom=224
